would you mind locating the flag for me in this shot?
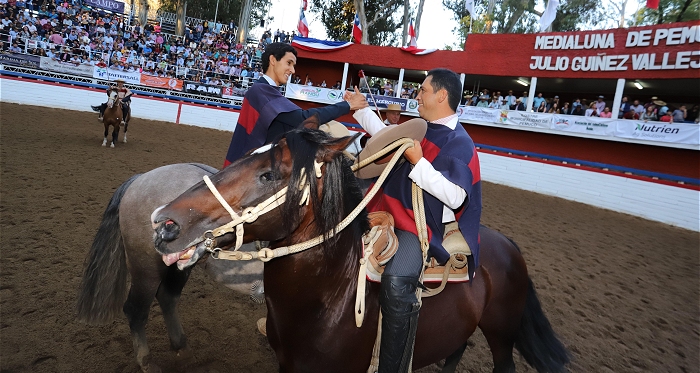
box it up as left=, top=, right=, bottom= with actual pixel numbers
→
left=301, top=0, right=307, bottom=10
left=465, top=0, right=475, bottom=16
left=352, top=13, right=362, bottom=44
left=291, top=36, right=353, bottom=52
left=400, top=46, right=437, bottom=55
left=646, top=0, right=659, bottom=9
left=539, top=0, right=559, bottom=32
left=408, top=19, right=417, bottom=47
left=298, top=9, right=309, bottom=37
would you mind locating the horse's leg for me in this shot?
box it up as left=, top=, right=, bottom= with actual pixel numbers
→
left=155, top=265, right=193, bottom=361
left=123, top=115, right=128, bottom=143
left=103, top=124, right=108, bottom=146
left=441, top=342, right=468, bottom=373
left=111, top=124, right=119, bottom=148
left=123, top=275, right=162, bottom=373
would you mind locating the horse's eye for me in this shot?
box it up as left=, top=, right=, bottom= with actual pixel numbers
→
left=260, top=171, right=279, bottom=183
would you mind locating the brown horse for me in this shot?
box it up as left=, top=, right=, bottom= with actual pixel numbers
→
left=101, top=88, right=123, bottom=147
left=151, top=121, right=570, bottom=372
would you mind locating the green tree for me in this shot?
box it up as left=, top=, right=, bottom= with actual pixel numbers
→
left=310, top=0, right=404, bottom=46
left=629, top=0, right=700, bottom=25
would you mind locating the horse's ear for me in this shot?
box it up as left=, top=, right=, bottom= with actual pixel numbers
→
left=320, top=133, right=360, bottom=163
left=300, top=114, right=320, bottom=130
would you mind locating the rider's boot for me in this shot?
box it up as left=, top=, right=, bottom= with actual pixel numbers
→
left=121, top=107, right=128, bottom=125
left=98, top=103, right=107, bottom=121
left=378, top=275, right=421, bottom=373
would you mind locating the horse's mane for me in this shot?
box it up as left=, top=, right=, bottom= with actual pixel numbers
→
left=277, top=128, right=369, bottom=260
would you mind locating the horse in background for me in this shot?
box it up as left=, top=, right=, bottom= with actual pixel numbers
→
left=76, top=163, right=264, bottom=373
left=101, top=88, right=122, bottom=147
left=151, top=122, right=571, bottom=372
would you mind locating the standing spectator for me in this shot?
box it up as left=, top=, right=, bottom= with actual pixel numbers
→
left=631, top=99, right=645, bottom=116
left=687, top=105, right=699, bottom=123
left=659, top=111, right=672, bottom=122
left=619, top=96, right=632, bottom=118
left=655, top=100, right=669, bottom=116
left=520, top=91, right=529, bottom=107
left=504, top=90, right=516, bottom=108
left=595, top=95, right=606, bottom=113
left=672, top=105, right=687, bottom=123
left=533, top=92, right=545, bottom=109
left=488, top=96, right=501, bottom=109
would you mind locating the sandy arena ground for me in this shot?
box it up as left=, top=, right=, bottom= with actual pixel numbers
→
left=0, top=102, right=698, bottom=373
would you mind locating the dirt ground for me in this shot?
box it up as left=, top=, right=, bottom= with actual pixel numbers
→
left=0, top=102, right=698, bottom=373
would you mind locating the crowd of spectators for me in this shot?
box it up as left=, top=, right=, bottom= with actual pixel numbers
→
left=461, top=89, right=699, bottom=123
left=0, top=0, right=276, bottom=89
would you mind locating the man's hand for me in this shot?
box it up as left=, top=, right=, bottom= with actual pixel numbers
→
left=404, top=140, right=423, bottom=165
left=344, top=86, right=368, bottom=111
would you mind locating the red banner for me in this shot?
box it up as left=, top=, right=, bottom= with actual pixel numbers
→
left=462, top=21, right=700, bottom=80
left=139, top=74, right=183, bottom=91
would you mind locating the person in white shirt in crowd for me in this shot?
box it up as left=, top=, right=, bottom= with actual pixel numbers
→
left=488, top=96, right=501, bottom=109
left=504, top=90, right=517, bottom=108
left=631, top=99, right=645, bottom=116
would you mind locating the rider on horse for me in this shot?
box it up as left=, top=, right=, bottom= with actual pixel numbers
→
left=91, top=78, right=133, bottom=125
left=353, top=68, right=482, bottom=372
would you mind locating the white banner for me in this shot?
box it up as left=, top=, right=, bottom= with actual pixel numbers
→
left=552, top=115, right=615, bottom=136
left=614, top=120, right=700, bottom=145
left=40, top=57, right=95, bottom=77
left=284, top=83, right=343, bottom=105
left=499, top=111, right=552, bottom=128
left=458, top=106, right=501, bottom=123
left=93, top=67, right=141, bottom=85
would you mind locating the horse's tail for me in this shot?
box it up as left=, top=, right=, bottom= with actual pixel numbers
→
left=514, top=277, right=571, bottom=372
left=76, top=174, right=141, bottom=324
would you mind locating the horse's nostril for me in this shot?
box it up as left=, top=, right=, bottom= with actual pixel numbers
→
left=157, top=220, right=180, bottom=242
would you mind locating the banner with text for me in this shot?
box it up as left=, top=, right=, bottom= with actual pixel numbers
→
left=222, top=86, right=247, bottom=99
left=457, top=106, right=501, bottom=123
left=551, top=115, right=616, bottom=136
left=93, top=67, right=141, bottom=84
left=139, top=74, right=183, bottom=91
left=83, top=0, right=125, bottom=13
left=40, top=57, right=94, bottom=77
left=285, top=83, right=343, bottom=105
left=499, top=111, right=552, bottom=129
left=0, top=52, right=40, bottom=68
left=614, top=120, right=700, bottom=145
left=364, top=94, right=409, bottom=112
left=183, top=81, right=223, bottom=98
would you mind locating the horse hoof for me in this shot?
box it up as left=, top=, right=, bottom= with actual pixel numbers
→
left=110, top=143, right=115, bottom=148
left=123, top=138, right=127, bottom=143
left=256, top=317, right=267, bottom=337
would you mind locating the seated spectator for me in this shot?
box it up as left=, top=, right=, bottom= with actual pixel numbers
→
left=599, top=107, right=612, bottom=118
left=585, top=102, right=598, bottom=117
left=476, top=95, right=489, bottom=107
left=659, top=111, right=672, bottom=122
left=320, top=79, right=326, bottom=88
left=488, top=96, right=501, bottom=109
left=672, top=105, right=687, bottom=123
left=560, top=102, right=571, bottom=115
left=687, top=105, right=699, bottom=123
left=332, top=80, right=341, bottom=89
left=512, top=98, right=525, bottom=111
left=622, top=110, right=640, bottom=120
left=535, top=100, right=547, bottom=113
left=547, top=103, right=560, bottom=114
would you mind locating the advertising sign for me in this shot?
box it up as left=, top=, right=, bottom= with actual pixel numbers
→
left=140, top=74, right=183, bottom=91
left=83, top=0, right=125, bottom=13
left=93, top=67, right=141, bottom=84
left=614, top=120, right=700, bottom=145
left=499, top=111, right=552, bottom=129
left=551, top=115, right=615, bottom=136
left=285, top=83, right=343, bottom=105
left=40, top=57, right=94, bottom=77
left=364, top=94, right=408, bottom=111
left=184, top=81, right=223, bottom=98
left=457, top=106, right=500, bottom=123
left=222, top=86, right=247, bottom=99
left=0, top=52, right=40, bottom=68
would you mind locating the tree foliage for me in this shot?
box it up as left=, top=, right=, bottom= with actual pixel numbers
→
left=158, top=0, right=269, bottom=27
left=310, top=0, right=404, bottom=46
left=629, top=0, right=699, bottom=25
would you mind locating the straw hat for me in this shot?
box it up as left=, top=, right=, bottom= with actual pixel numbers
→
left=355, top=118, right=427, bottom=179
left=653, top=100, right=667, bottom=106
left=115, top=78, right=126, bottom=83
left=319, top=120, right=350, bottom=138
left=379, top=103, right=403, bottom=112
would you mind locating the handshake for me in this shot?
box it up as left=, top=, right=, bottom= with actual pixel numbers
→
left=343, top=86, right=369, bottom=111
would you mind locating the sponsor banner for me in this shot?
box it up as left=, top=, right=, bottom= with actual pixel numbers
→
left=93, top=67, right=141, bottom=84
left=40, top=57, right=94, bottom=77
left=285, top=83, right=343, bottom=105
left=222, top=86, right=247, bottom=99
left=83, top=0, right=125, bottom=13
left=364, top=94, right=409, bottom=111
left=457, top=106, right=501, bottom=123
left=499, top=111, right=552, bottom=128
left=0, top=52, right=40, bottom=68
left=552, top=115, right=615, bottom=136
left=184, top=81, right=223, bottom=98
left=406, top=99, right=419, bottom=113
left=140, top=74, right=183, bottom=91
left=614, top=120, right=700, bottom=145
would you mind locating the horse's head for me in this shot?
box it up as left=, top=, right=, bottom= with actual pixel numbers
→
left=151, top=116, right=361, bottom=270
left=107, top=89, right=119, bottom=108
